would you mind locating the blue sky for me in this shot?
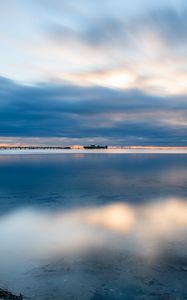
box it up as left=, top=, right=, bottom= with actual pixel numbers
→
left=0, top=0, right=187, bottom=145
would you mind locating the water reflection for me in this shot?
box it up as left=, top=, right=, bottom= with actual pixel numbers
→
left=0, top=198, right=186, bottom=261
left=0, top=154, right=187, bottom=214
left=0, top=198, right=186, bottom=299
left=0, top=154, right=187, bottom=299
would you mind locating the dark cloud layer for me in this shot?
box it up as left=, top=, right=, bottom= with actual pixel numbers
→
left=0, top=76, right=187, bottom=145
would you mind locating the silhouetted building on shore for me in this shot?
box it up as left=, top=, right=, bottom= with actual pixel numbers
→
left=84, top=145, right=108, bottom=149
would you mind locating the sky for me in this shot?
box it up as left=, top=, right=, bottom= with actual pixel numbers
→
left=0, top=0, right=187, bottom=146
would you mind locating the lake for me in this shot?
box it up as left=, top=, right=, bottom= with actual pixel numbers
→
left=0, top=153, right=187, bottom=300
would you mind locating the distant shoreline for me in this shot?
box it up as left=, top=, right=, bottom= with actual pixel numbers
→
left=1, top=146, right=187, bottom=154
left=1, top=146, right=187, bottom=149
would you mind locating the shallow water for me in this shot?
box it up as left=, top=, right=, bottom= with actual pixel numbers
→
left=0, top=154, right=187, bottom=299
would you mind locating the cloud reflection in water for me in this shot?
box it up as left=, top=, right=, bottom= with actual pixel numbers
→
left=0, top=198, right=186, bottom=262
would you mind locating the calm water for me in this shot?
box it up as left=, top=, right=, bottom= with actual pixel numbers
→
left=0, top=154, right=187, bottom=300
left=1, top=153, right=187, bottom=212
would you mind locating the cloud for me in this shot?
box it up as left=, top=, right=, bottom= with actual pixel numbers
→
left=0, top=76, right=187, bottom=145
left=41, top=6, right=187, bottom=95
left=1, top=1, right=187, bottom=96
